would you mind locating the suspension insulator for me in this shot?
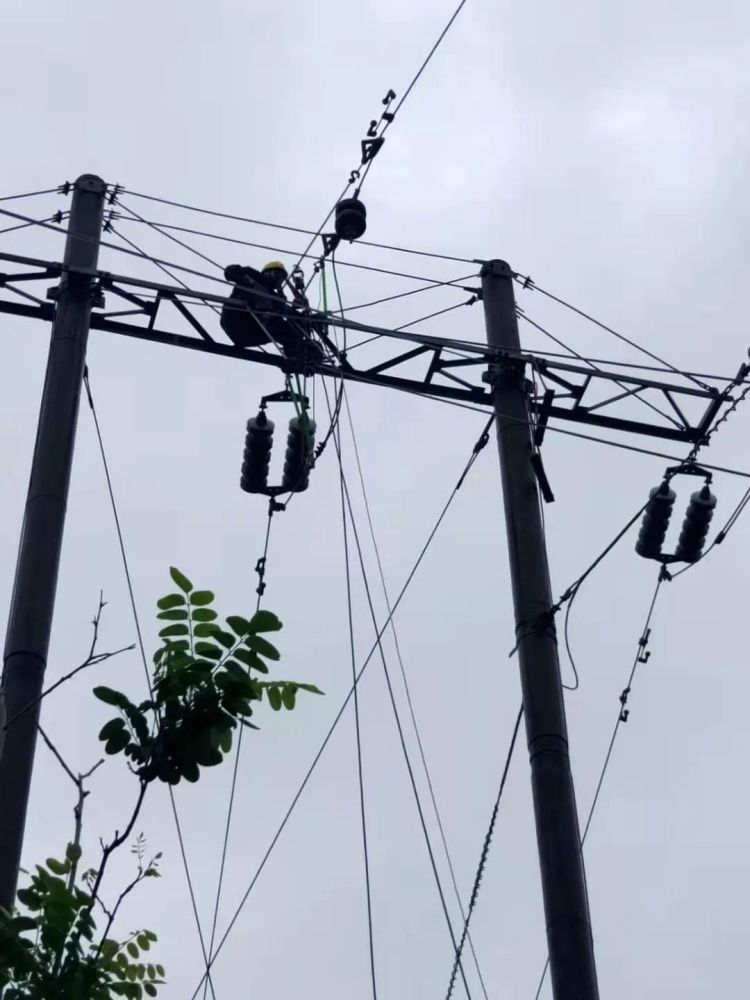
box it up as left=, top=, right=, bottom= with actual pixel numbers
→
left=240, top=412, right=274, bottom=494
left=635, top=482, right=676, bottom=560
left=335, top=198, right=367, bottom=241
left=674, top=485, right=717, bottom=563
left=281, top=415, right=316, bottom=493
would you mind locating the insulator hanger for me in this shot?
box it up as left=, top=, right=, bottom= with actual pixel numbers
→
left=635, top=462, right=717, bottom=565
left=240, top=390, right=317, bottom=498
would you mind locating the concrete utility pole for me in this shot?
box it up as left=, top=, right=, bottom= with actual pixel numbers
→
left=0, top=174, right=106, bottom=909
left=482, top=259, right=599, bottom=1000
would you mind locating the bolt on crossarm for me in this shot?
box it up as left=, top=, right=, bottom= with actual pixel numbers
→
left=0, top=174, right=106, bottom=910
left=481, top=259, right=599, bottom=1000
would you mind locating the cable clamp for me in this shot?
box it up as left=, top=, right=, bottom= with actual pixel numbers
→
left=619, top=686, right=631, bottom=722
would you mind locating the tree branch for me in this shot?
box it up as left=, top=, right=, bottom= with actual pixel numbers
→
left=3, top=595, right=135, bottom=732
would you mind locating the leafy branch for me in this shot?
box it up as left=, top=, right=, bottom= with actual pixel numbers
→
left=0, top=568, right=322, bottom=1000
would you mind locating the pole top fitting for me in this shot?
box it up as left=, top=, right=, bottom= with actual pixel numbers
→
left=481, top=259, right=514, bottom=280
left=74, top=174, right=106, bottom=194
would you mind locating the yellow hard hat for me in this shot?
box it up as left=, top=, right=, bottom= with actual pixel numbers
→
left=262, top=260, right=287, bottom=275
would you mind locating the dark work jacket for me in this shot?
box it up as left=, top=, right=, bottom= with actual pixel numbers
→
left=220, top=265, right=286, bottom=347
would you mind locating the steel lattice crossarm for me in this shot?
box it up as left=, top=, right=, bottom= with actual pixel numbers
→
left=0, top=248, right=740, bottom=444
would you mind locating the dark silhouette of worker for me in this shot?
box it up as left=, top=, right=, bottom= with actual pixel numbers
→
left=221, top=260, right=324, bottom=364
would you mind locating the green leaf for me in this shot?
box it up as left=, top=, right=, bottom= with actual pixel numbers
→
left=45, top=857, right=70, bottom=876
left=99, top=718, right=126, bottom=741
left=190, top=590, right=214, bottom=607
left=267, top=686, right=282, bottom=711
left=169, top=567, right=193, bottom=593
left=137, top=934, right=150, bottom=951
left=16, top=888, right=40, bottom=909
left=226, top=615, right=252, bottom=637
left=101, top=938, right=120, bottom=961
left=180, top=759, right=200, bottom=783
left=105, top=729, right=131, bottom=754
left=194, top=641, right=221, bottom=660
left=93, top=686, right=131, bottom=709
left=191, top=608, right=217, bottom=622
left=65, top=842, right=82, bottom=863
left=281, top=685, right=296, bottom=710
left=156, top=609, right=188, bottom=621
left=249, top=609, right=282, bottom=633
left=193, top=622, right=219, bottom=638
left=244, top=634, right=280, bottom=661
left=157, top=594, right=185, bottom=610
left=156, top=965, right=165, bottom=977
left=10, top=915, right=37, bottom=932
left=144, top=985, right=157, bottom=998
left=234, top=648, right=268, bottom=673
left=218, top=727, right=233, bottom=753
left=215, top=630, right=236, bottom=650
left=158, top=623, right=189, bottom=638
left=127, top=941, right=139, bottom=959
left=297, top=683, right=324, bottom=695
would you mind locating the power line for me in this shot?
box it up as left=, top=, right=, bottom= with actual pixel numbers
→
left=185, top=415, right=494, bottom=1000
left=342, top=388, right=490, bottom=1000
left=201, top=502, right=280, bottom=1000
left=81, top=367, right=219, bottom=1000
left=297, top=0, right=469, bottom=269
left=0, top=187, right=61, bottom=202
left=341, top=276, right=478, bottom=313
left=121, top=187, right=477, bottom=264
left=335, top=416, right=378, bottom=1000
left=113, top=210, right=475, bottom=287
left=517, top=276, right=711, bottom=392
left=325, top=383, right=472, bottom=1000
left=446, top=705, right=524, bottom=1000
left=355, top=0, right=469, bottom=197
left=533, top=570, right=667, bottom=1000
left=113, top=199, right=223, bottom=272
left=521, top=313, right=683, bottom=431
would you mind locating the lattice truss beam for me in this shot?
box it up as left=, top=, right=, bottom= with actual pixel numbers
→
left=0, top=249, right=737, bottom=444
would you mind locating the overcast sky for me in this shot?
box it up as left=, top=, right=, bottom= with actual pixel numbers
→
left=2, top=2, right=750, bottom=998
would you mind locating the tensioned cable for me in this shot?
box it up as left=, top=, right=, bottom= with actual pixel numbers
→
left=331, top=262, right=473, bottom=994
left=185, top=414, right=494, bottom=1000
left=533, top=571, right=666, bottom=1000
left=0, top=187, right=60, bottom=202
left=445, top=705, right=524, bottom=1000
left=355, top=0, right=469, bottom=197
left=517, top=277, right=711, bottom=393
left=334, top=417, right=378, bottom=1000
left=325, top=383, right=472, bottom=1000
left=121, top=188, right=477, bottom=264
left=521, top=313, right=682, bottom=430
left=82, top=367, right=218, bottom=1000
left=0, top=213, right=67, bottom=238
left=200, top=503, right=280, bottom=1000
left=342, top=389, right=490, bottom=999
left=294, top=0, right=469, bottom=273
left=113, top=211, right=475, bottom=288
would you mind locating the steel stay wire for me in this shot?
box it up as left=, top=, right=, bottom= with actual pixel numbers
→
left=445, top=705, right=524, bottom=1000
left=334, top=415, right=378, bottom=1000
left=325, top=382, right=472, bottom=1000
left=295, top=0, right=469, bottom=275
left=82, top=367, right=218, bottom=1000
left=200, top=503, right=278, bottom=1000
left=517, top=276, right=711, bottom=393
left=113, top=209, right=478, bottom=288
left=120, top=187, right=477, bottom=265
left=341, top=389, right=490, bottom=1000
left=330, top=260, right=475, bottom=995
left=185, top=413, right=494, bottom=1000
left=532, top=570, right=667, bottom=1000
left=0, top=187, right=61, bottom=202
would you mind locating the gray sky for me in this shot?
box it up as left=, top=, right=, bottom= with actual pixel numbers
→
left=2, top=1, right=749, bottom=997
